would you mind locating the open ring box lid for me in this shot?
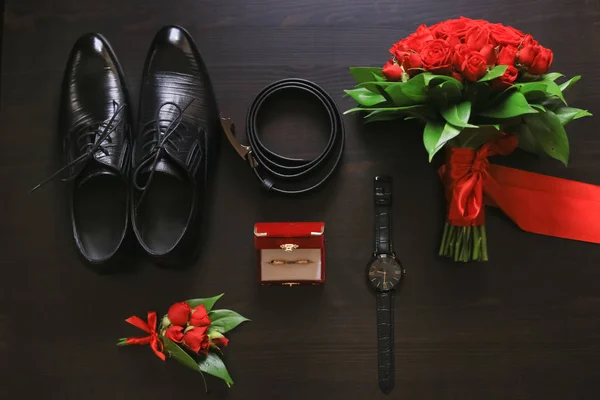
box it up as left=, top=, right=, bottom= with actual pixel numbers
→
left=254, top=222, right=325, bottom=286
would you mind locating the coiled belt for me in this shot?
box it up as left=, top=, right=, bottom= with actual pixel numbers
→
left=222, top=78, right=345, bottom=195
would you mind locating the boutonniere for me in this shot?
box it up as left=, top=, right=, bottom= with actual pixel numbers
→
left=117, top=294, right=249, bottom=389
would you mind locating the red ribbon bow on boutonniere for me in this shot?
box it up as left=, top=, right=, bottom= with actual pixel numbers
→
left=117, top=311, right=165, bottom=360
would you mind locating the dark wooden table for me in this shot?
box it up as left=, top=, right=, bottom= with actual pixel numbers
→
left=2, top=1, right=600, bottom=399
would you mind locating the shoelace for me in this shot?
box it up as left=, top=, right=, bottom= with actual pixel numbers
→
left=30, top=102, right=127, bottom=192
left=132, top=100, right=195, bottom=207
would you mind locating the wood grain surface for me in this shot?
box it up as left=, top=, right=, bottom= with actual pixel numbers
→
left=1, top=1, right=600, bottom=399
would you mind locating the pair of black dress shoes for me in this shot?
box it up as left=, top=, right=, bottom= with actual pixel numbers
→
left=34, top=26, right=220, bottom=269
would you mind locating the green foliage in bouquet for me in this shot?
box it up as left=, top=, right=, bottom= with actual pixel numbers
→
left=345, top=66, right=591, bottom=165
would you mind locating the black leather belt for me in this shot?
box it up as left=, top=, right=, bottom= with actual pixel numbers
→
left=222, top=78, right=345, bottom=195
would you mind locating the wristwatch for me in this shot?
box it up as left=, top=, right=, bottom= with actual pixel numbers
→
left=366, top=176, right=405, bottom=394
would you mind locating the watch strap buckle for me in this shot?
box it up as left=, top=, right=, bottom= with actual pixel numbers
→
left=374, top=187, right=392, bottom=206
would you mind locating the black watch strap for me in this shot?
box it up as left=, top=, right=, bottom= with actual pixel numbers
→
left=376, top=290, right=395, bottom=394
left=374, top=176, right=393, bottom=255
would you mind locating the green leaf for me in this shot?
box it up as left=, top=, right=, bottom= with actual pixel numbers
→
left=355, top=81, right=396, bottom=96
left=372, top=72, right=386, bottom=82
left=363, top=110, right=409, bottom=123
left=380, top=73, right=464, bottom=106
left=540, top=97, right=564, bottom=111
left=437, top=123, right=462, bottom=146
left=429, top=80, right=462, bottom=107
left=363, top=106, right=432, bottom=123
left=516, top=82, right=550, bottom=101
left=427, top=74, right=464, bottom=90
left=208, top=309, right=250, bottom=333
left=163, top=337, right=202, bottom=373
left=384, top=82, right=419, bottom=106
left=478, top=65, right=508, bottom=82
left=441, top=101, right=477, bottom=128
left=544, top=80, right=567, bottom=105
left=559, top=75, right=581, bottom=92
left=542, top=72, right=564, bottom=82
left=423, top=121, right=460, bottom=162
left=515, top=81, right=566, bottom=105
left=515, top=124, right=542, bottom=155
left=364, top=110, right=398, bottom=120
left=349, top=67, right=384, bottom=84
left=458, top=125, right=502, bottom=148
left=530, top=104, right=547, bottom=112
left=523, top=110, right=570, bottom=165
left=356, top=81, right=395, bottom=90
left=387, top=73, right=428, bottom=103
left=187, top=294, right=224, bottom=312
left=414, top=72, right=462, bottom=88
left=554, top=107, right=593, bottom=126
left=198, top=353, right=234, bottom=387
left=423, top=121, right=443, bottom=161
left=344, top=88, right=386, bottom=107
left=478, top=92, right=538, bottom=119
left=344, top=104, right=433, bottom=115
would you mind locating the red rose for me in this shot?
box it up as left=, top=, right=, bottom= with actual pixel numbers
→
left=451, top=71, right=464, bottom=83
left=517, top=44, right=537, bottom=66
left=479, top=44, right=497, bottom=65
left=521, top=34, right=539, bottom=47
left=390, top=41, right=407, bottom=59
left=431, top=18, right=473, bottom=40
left=446, top=35, right=461, bottom=50
left=489, top=23, right=525, bottom=47
left=382, top=59, right=404, bottom=81
left=497, top=45, right=518, bottom=65
left=464, top=24, right=492, bottom=51
left=391, top=24, right=434, bottom=53
left=211, top=336, right=229, bottom=348
left=182, top=326, right=210, bottom=354
left=165, top=325, right=184, bottom=342
left=452, top=44, right=472, bottom=72
left=528, top=47, right=553, bottom=75
left=518, top=43, right=553, bottom=75
left=189, top=304, right=211, bottom=327
left=399, top=53, right=423, bottom=76
left=461, top=51, right=488, bottom=81
left=490, top=65, right=519, bottom=90
left=167, top=302, right=191, bottom=326
left=420, top=39, right=452, bottom=74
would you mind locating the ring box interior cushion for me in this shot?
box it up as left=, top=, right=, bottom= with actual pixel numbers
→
left=254, top=222, right=325, bottom=285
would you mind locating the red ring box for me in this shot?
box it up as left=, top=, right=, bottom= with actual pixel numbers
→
left=254, top=222, right=326, bottom=286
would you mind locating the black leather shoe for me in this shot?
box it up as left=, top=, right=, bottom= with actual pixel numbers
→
left=131, top=26, right=220, bottom=265
left=32, top=33, right=132, bottom=268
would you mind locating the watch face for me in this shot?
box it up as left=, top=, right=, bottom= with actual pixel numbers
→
left=367, top=256, right=403, bottom=291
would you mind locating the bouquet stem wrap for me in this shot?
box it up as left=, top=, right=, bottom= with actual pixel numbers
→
left=439, top=135, right=600, bottom=261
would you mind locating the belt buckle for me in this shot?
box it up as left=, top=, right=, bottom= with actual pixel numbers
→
left=220, top=116, right=258, bottom=168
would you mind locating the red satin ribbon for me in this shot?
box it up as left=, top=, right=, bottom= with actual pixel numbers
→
left=439, top=135, right=600, bottom=244
left=125, top=311, right=166, bottom=361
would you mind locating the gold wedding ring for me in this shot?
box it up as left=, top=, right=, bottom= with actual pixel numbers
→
left=280, top=243, right=299, bottom=252
left=268, top=259, right=314, bottom=265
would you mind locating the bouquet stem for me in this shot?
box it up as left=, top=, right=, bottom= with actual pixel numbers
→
left=439, top=222, right=488, bottom=262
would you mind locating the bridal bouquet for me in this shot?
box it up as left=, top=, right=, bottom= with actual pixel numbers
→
left=118, top=294, right=249, bottom=388
left=345, top=17, right=591, bottom=262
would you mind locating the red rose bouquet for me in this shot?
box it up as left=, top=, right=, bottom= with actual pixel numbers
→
left=345, top=17, right=591, bottom=262
left=117, top=294, right=249, bottom=388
